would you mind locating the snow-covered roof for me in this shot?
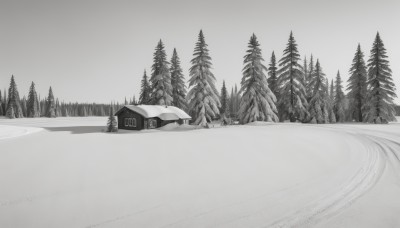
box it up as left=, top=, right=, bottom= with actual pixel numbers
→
left=115, top=105, right=191, bottom=120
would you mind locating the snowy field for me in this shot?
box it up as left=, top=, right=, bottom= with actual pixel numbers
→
left=0, top=117, right=400, bottom=228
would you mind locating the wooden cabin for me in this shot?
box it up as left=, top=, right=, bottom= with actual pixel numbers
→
left=114, top=105, right=191, bottom=130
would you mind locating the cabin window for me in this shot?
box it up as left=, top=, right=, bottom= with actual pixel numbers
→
left=125, top=118, right=136, bottom=127
left=148, top=119, right=156, bottom=129
left=130, top=118, right=136, bottom=127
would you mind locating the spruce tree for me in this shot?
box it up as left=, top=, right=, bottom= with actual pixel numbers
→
left=45, top=87, right=56, bottom=118
left=6, top=75, right=24, bottom=118
left=301, top=56, right=308, bottom=102
left=329, top=79, right=336, bottom=123
left=238, top=34, right=278, bottom=123
left=220, top=81, right=229, bottom=114
left=36, top=93, right=41, bottom=117
left=277, top=32, right=308, bottom=122
left=347, top=44, right=368, bottom=122
left=187, top=30, right=220, bottom=126
left=308, top=60, right=328, bottom=123
left=132, top=96, right=137, bottom=105
left=306, top=55, right=315, bottom=101
left=364, top=33, right=397, bottom=123
left=21, top=96, right=27, bottom=117
left=220, top=80, right=230, bottom=124
left=149, top=40, right=172, bottom=105
left=27, top=82, right=39, bottom=117
left=138, top=70, right=151, bottom=104
left=3, top=89, right=7, bottom=114
left=267, top=51, right=279, bottom=96
left=170, top=48, right=187, bottom=110
left=302, top=56, right=308, bottom=93
left=229, top=87, right=235, bottom=118
left=334, top=71, right=346, bottom=122
left=56, top=99, right=62, bottom=117
left=106, top=106, right=118, bottom=132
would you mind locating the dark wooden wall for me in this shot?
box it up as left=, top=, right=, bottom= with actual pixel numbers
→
left=117, top=108, right=144, bottom=130
left=116, top=107, right=186, bottom=130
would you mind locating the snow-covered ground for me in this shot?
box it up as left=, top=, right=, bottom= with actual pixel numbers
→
left=0, top=117, right=399, bottom=228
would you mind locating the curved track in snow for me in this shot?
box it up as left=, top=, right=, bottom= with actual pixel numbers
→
left=267, top=124, right=400, bottom=228
left=1, top=118, right=400, bottom=227
left=0, top=125, right=42, bottom=141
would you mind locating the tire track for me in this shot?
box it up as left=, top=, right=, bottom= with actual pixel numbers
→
left=264, top=126, right=387, bottom=228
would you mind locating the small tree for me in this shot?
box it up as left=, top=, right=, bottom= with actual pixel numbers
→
left=45, top=87, right=56, bottom=118
left=328, top=79, right=336, bottom=123
left=308, top=60, right=328, bottom=124
left=6, top=75, right=24, bottom=118
left=107, top=106, right=118, bottom=132
left=170, top=48, right=187, bottom=110
left=334, top=71, right=346, bottom=122
left=27, top=82, right=40, bottom=117
left=267, top=51, right=279, bottom=97
left=139, top=70, right=150, bottom=104
left=220, top=80, right=230, bottom=125
left=306, top=55, right=315, bottom=101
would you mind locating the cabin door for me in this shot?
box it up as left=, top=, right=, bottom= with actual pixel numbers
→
left=144, top=120, right=148, bottom=129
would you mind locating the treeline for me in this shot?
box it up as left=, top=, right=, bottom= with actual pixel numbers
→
left=137, top=30, right=397, bottom=125
left=3, top=30, right=397, bottom=125
left=0, top=76, right=125, bottom=118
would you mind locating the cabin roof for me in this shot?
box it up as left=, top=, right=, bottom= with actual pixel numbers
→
left=115, top=105, right=191, bottom=121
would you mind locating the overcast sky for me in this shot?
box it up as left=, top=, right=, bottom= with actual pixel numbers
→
left=1, top=0, right=399, bottom=104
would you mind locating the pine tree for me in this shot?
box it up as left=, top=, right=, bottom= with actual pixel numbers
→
left=347, top=44, right=368, bottom=122
left=45, top=87, right=56, bottom=118
left=302, top=56, right=308, bottom=92
left=187, top=30, right=220, bottom=126
left=267, top=51, right=279, bottom=96
left=301, top=56, right=308, bottom=101
left=170, top=48, right=187, bottom=110
left=3, top=89, right=7, bottom=115
left=306, top=55, right=314, bottom=101
left=235, top=84, right=241, bottom=114
left=36, top=93, right=41, bottom=117
left=106, top=106, right=118, bottom=132
left=149, top=40, right=173, bottom=105
left=238, top=34, right=278, bottom=124
left=21, top=96, right=27, bottom=117
left=364, top=33, right=397, bottom=123
left=56, top=99, right=62, bottom=117
left=6, top=75, right=24, bottom=118
left=308, top=60, right=328, bottom=123
left=27, top=82, right=39, bottom=117
left=277, top=32, right=308, bottom=122
left=229, top=87, right=235, bottom=118
left=329, top=79, right=336, bottom=123
left=41, top=97, right=46, bottom=116
left=139, top=70, right=151, bottom=104
left=220, top=80, right=230, bottom=123
left=132, top=96, right=137, bottom=105
left=334, top=71, right=346, bottom=122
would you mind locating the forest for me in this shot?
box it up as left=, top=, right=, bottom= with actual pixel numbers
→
left=1, top=31, right=398, bottom=125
